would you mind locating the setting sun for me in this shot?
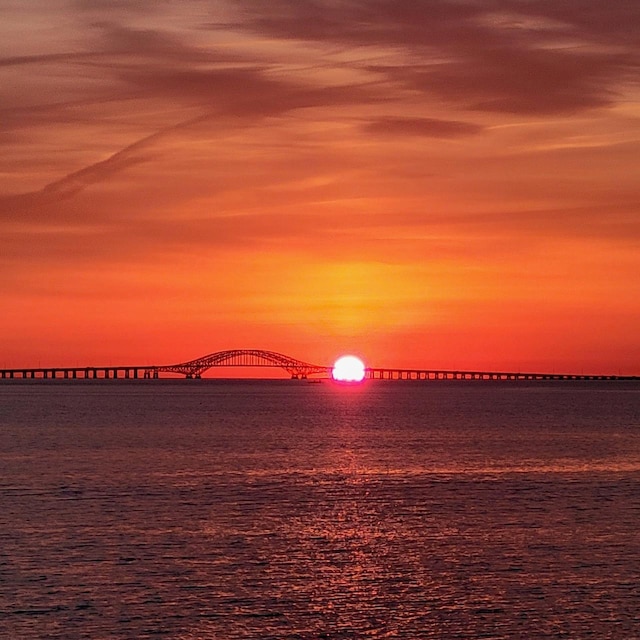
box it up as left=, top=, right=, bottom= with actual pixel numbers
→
left=332, top=355, right=366, bottom=382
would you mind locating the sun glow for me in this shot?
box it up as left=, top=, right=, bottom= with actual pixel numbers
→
left=332, top=355, right=366, bottom=382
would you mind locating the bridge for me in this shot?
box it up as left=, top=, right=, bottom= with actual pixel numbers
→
left=0, top=349, right=637, bottom=381
left=0, top=350, right=330, bottom=380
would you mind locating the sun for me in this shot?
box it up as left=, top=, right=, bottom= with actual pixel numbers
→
left=332, top=355, right=366, bottom=382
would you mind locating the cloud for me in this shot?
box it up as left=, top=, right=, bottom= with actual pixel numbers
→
left=504, top=0, right=640, bottom=45
left=0, top=110, right=220, bottom=223
left=0, top=21, right=226, bottom=69
left=228, top=0, right=488, bottom=49
left=0, top=153, right=148, bottom=222
left=4, top=193, right=638, bottom=278
left=0, top=52, right=88, bottom=67
left=0, top=67, right=376, bottom=227
left=93, top=21, right=222, bottom=62
left=232, top=0, right=639, bottom=116
left=1, top=0, right=638, bottom=273
left=396, top=48, right=631, bottom=115
left=363, top=116, right=484, bottom=138
left=73, top=0, right=171, bottom=11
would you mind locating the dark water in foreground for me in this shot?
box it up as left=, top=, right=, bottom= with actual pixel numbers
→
left=1, top=380, right=639, bottom=639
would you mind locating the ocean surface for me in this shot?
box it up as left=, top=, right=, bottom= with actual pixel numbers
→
left=1, top=380, right=639, bottom=639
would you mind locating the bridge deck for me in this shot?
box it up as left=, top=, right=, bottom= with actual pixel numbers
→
left=365, top=368, right=638, bottom=381
left=0, top=366, right=637, bottom=381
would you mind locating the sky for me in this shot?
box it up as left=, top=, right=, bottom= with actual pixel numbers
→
left=1, top=0, right=639, bottom=374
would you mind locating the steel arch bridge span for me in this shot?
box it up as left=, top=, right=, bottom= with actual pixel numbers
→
left=158, top=349, right=330, bottom=379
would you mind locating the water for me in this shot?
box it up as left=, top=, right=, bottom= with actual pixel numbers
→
left=1, top=380, right=639, bottom=639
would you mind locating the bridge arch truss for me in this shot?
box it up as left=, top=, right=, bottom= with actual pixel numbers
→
left=158, top=349, right=330, bottom=379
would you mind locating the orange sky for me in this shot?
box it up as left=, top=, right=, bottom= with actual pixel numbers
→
left=1, top=1, right=639, bottom=374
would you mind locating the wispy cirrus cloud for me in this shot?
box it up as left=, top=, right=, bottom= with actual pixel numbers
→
left=231, top=0, right=639, bottom=116
left=1, top=2, right=639, bottom=288
left=1, top=62, right=378, bottom=227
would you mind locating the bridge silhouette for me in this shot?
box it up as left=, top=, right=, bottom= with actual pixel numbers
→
left=0, top=349, right=638, bottom=381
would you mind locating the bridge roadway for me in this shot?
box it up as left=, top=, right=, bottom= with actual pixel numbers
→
left=365, top=368, right=638, bottom=381
left=0, top=349, right=637, bottom=381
